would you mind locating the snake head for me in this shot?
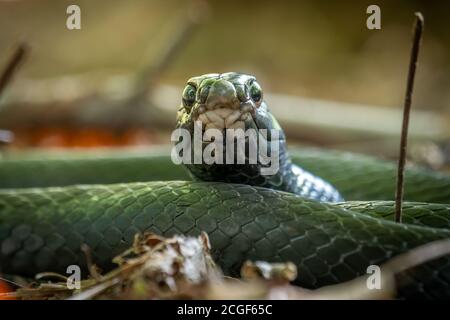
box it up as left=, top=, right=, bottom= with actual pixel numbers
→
left=176, top=72, right=281, bottom=137
left=174, top=72, right=286, bottom=184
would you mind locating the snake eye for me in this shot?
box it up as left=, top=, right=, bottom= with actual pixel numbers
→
left=182, top=85, right=196, bottom=109
left=249, top=81, right=262, bottom=104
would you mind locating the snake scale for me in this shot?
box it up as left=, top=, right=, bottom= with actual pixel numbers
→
left=0, top=73, right=449, bottom=299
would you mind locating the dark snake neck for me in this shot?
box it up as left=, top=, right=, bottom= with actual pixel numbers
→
left=184, top=139, right=343, bottom=202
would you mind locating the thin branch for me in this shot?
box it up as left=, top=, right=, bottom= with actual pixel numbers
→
left=0, top=276, right=24, bottom=288
left=395, top=12, right=424, bottom=223
left=383, top=238, right=450, bottom=274
left=0, top=43, right=29, bottom=98
left=131, top=0, right=209, bottom=104
left=81, top=244, right=102, bottom=281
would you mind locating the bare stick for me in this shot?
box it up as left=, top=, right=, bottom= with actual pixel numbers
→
left=395, top=13, right=424, bottom=223
left=0, top=276, right=24, bottom=288
left=0, top=43, right=29, bottom=98
left=131, top=0, right=208, bottom=103
left=81, top=244, right=102, bottom=281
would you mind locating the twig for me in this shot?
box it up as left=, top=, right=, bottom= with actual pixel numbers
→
left=0, top=276, right=24, bottom=288
left=130, top=0, right=208, bottom=103
left=81, top=244, right=102, bottom=281
left=0, top=43, right=29, bottom=98
left=67, top=278, right=120, bottom=300
left=307, top=238, right=450, bottom=300
left=395, top=13, right=424, bottom=223
left=383, top=238, right=450, bottom=274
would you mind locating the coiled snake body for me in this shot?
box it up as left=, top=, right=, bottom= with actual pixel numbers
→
left=0, top=73, right=449, bottom=299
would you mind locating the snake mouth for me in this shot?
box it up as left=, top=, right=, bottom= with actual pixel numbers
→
left=194, top=103, right=255, bottom=142
left=195, top=105, right=253, bottom=129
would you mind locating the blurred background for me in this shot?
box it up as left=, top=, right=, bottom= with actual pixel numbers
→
left=0, top=0, right=449, bottom=170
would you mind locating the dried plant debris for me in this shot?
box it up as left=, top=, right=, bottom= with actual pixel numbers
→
left=2, top=232, right=221, bottom=300
left=241, top=261, right=297, bottom=284
left=0, top=233, right=449, bottom=300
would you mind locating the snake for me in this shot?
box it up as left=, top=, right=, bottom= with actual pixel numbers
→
left=0, top=72, right=449, bottom=299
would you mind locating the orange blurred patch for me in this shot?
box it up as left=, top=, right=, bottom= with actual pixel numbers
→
left=0, top=279, right=15, bottom=300
left=9, top=126, right=158, bottom=148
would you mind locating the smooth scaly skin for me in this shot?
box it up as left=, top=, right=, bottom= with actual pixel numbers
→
left=0, top=71, right=450, bottom=298
left=1, top=150, right=450, bottom=299
left=2, top=147, right=449, bottom=203
left=0, top=181, right=449, bottom=299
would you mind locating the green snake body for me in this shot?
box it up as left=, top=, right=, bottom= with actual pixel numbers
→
left=1, top=147, right=449, bottom=203
left=1, top=148, right=450, bottom=299
left=0, top=73, right=449, bottom=299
